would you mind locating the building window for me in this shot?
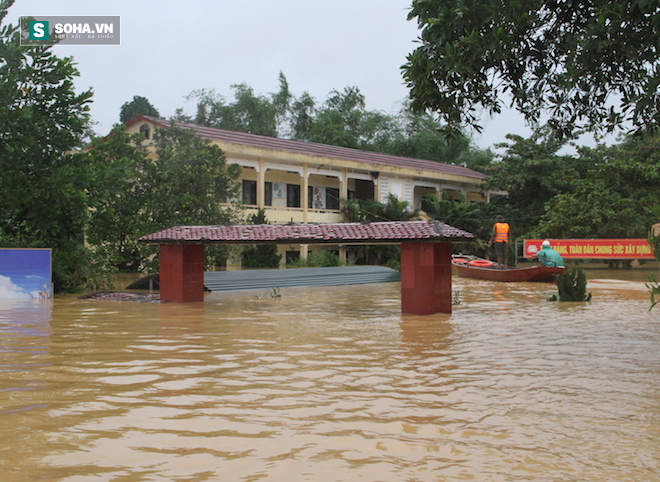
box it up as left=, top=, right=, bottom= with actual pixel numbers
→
left=139, top=123, right=150, bottom=139
left=307, top=186, right=340, bottom=210
left=287, top=184, right=300, bottom=208
left=242, top=180, right=257, bottom=205
left=265, top=182, right=272, bottom=206
left=354, top=179, right=374, bottom=201
left=326, top=187, right=340, bottom=210
left=286, top=250, right=300, bottom=264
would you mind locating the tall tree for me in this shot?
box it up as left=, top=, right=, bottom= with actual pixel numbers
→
left=300, top=87, right=398, bottom=150
left=421, top=193, right=485, bottom=236
left=85, top=126, right=152, bottom=272
left=119, top=95, right=160, bottom=123
left=0, top=1, right=103, bottom=291
left=187, top=83, right=282, bottom=137
left=403, top=0, right=660, bottom=138
left=84, top=123, right=243, bottom=273
left=484, top=127, right=592, bottom=236
left=146, top=124, right=242, bottom=228
left=182, top=74, right=493, bottom=168
left=145, top=125, right=243, bottom=270
left=535, top=132, right=660, bottom=239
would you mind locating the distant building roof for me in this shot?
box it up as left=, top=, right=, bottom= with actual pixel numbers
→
left=127, top=116, right=487, bottom=181
left=139, top=221, right=475, bottom=245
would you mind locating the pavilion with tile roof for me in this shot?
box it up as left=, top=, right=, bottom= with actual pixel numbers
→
left=139, top=220, right=475, bottom=315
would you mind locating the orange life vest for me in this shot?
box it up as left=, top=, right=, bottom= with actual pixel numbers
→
left=494, top=222, right=509, bottom=243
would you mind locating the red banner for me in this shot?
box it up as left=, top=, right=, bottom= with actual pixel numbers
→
left=524, top=239, right=655, bottom=259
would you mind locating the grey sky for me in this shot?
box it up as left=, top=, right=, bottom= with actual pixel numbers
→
left=10, top=0, right=530, bottom=149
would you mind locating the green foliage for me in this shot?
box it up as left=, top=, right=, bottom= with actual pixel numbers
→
left=187, top=84, right=280, bottom=137
left=242, top=209, right=282, bottom=269
left=647, top=275, right=660, bottom=311
left=485, top=127, right=592, bottom=236
left=342, top=194, right=418, bottom=223
left=119, top=95, right=160, bottom=123
left=535, top=132, right=660, bottom=239
left=403, top=0, right=660, bottom=139
left=421, top=193, right=485, bottom=234
left=147, top=124, right=241, bottom=227
left=288, top=250, right=350, bottom=268
left=242, top=245, right=281, bottom=269
left=180, top=73, right=491, bottom=171
left=0, top=2, right=104, bottom=292
left=386, top=258, right=401, bottom=272
left=84, top=126, right=152, bottom=271
left=83, top=123, right=242, bottom=274
left=421, top=193, right=490, bottom=255
left=550, top=267, right=592, bottom=302
left=142, top=126, right=241, bottom=271
left=647, top=223, right=660, bottom=310
left=340, top=194, right=414, bottom=266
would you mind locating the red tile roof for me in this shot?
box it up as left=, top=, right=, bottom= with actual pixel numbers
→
left=139, top=221, right=475, bottom=245
left=127, top=116, right=487, bottom=181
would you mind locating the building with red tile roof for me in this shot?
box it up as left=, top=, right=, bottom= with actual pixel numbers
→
left=125, top=116, right=495, bottom=267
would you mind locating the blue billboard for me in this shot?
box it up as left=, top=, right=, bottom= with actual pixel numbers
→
left=0, top=249, right=52, bottom=299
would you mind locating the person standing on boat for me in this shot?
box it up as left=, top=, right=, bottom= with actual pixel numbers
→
left=488, top=215, right=510, bottom=268
left=535, top=240, right=565, bottom=267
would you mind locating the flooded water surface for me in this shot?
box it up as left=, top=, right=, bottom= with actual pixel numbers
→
left=1, top=269, right=659, bottom=481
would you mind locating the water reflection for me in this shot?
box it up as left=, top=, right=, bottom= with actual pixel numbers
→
left=0, top=270, right=658, bottom=480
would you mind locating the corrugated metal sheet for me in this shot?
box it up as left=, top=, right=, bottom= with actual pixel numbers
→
left=203, top=266, right=401, bottom=292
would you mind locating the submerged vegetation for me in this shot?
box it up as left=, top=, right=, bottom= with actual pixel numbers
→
left=549, top=267, right=592, bottom=302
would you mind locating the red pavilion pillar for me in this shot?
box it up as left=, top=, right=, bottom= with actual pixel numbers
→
left=400, top=242, right=453, bottom=315
left=159, top=244, right=205, bottom=303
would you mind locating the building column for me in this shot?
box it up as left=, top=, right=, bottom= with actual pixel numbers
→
left=257, top=158, right=265, bottom=208
left=302, top=164, right=309, bottom=224
left=340, top=168, right=348, bottom=208
left=400, top=242, right=453, bottom=315
left=338, top=245, right=347, bottom=264
left=159, top=244, right=205, bottom=303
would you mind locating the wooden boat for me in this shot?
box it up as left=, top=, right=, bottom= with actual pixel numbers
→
left=452, top=257, right=564, bottom=282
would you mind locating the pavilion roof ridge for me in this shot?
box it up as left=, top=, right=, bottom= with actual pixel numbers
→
left=139, top=220, right=475, bottom=245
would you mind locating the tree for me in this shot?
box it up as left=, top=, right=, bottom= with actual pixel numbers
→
left=0, top=1, right=105, bottom=291
left=403, top=0, right=660, bottom=139
left=179, top=73, right=493, bottom=168
left=145, top=124, right=242, bottom=229
left=145, top=125, right=243, bottom=271
left=535, top=132, right=660, bottom=239
left=84, top=122, right=243, bottom=273
left=289, top=91, right=316, bottom=140
left=341, top=194, right=418, bottom=266
left=421, top=193, right=485, bottom=235
left=383, top=104, right=494, bottom=170
left=119, top=95, right=160, bottom=123
left=484, top=127, right=592, bottom=236
left=241, top=209, right=282, bottom=269
left=85, top=126, right=152, bottom=272
left=550, top=267, right=592, bottom=302
left=187, top=83, right=282, bottom=137
left=342, top=194, right=419, bottom=223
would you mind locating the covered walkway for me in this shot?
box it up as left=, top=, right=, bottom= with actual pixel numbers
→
left=138, top=220, right=474, bottom=315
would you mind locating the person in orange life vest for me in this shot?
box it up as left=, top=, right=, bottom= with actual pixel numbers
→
left=487, top=215, right=510, bottom=268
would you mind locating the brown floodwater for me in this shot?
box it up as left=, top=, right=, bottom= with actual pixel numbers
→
left=1, top=267, right=659, bottom=481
